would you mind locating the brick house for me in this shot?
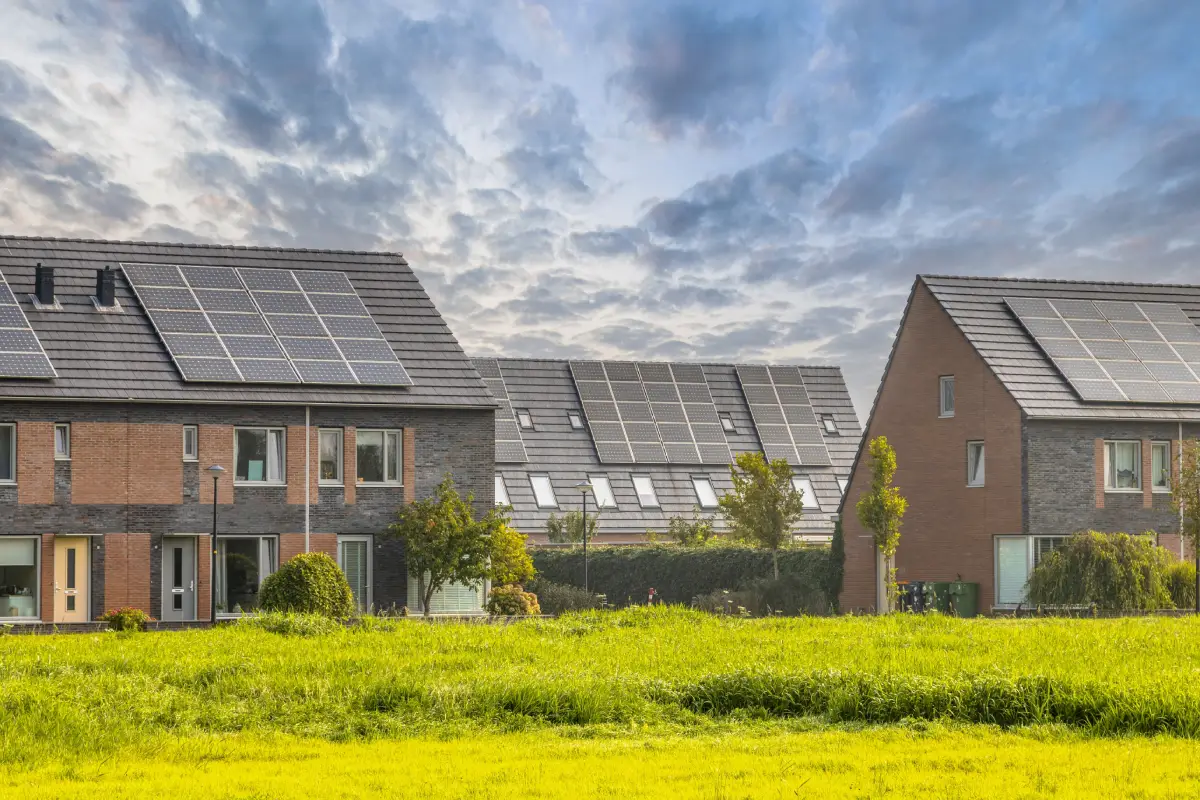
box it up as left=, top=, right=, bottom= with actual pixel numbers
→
left=474, top=357, right=860, bottom=542
left=841, top=275, right=1200, bottom=613
left=0, top=236, right=494, bottom=625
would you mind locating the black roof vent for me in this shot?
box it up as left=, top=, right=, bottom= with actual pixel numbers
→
left=34, top=263, right=54, bottom=306
left=95, top=266, right=115, bottom=307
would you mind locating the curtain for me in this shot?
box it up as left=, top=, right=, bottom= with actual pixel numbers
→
left=266, top=430, right=283, bottom=482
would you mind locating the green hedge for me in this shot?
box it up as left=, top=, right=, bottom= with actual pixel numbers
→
left=531, top=544, right=836, bottom=612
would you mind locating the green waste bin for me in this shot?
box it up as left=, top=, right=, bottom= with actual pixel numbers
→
left=929, top=582, right=953, bottom=614
left=948, top=581, right=980, bottom=618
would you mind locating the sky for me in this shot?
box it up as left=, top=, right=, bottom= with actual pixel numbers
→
left=1, top=0, right=1198, bottom=418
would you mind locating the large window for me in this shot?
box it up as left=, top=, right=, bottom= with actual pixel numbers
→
left=0, top=424, right=14, bottom=483
left=495, top=474, right=510, bottom=506
left=530, top=474, right=557, bottom=508
left=939, top=376, right=955, bottom=417
left=357, top=429, right=401, bottom=485
left=589, top=475, right=617, bottom=509
left=235, top=428, right=285, bottom=483
left=338, top=535, right=372, bottom=613
left=0, top=537, right=38, bottom=620
left=1152, top=442, right=1171, bottom=491
left=792, top=477, right=820, bottom=510
left=1105, top=441, right=1141, bottom=490
left=967, top=441, right=985, bottom=487
left=995, top=535, right=1068, bottom=607
left=692, top=476, right=719, bottom=509
left=215, top=536, right=277, bottom=615
left=54, top=423, right=69, bottom=459
left=319, top=429, right=343, bottom=484
left=632, top=475, right=659, bottom=508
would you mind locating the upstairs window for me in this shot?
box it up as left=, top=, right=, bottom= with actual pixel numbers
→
left=318, top=429, right=343, bottom=485
left=1152, top=442, right=1171, bottom=491
left=691, top=476, right=719, bottom=508
left=821, top=415, right=838, bottom=435
left=494, top=474, right=510, bottom=506
left=530, top=474, right=557, bottom=508
left=235, top=428, right=285, bottom=484
left=516, top=409, right=534, bottom=430
left=792, top=477, right=820, bottom=510
left=632, top=475, right=659, bottom=508
left=967, top=441, right=985, bottom=487
left=719, top=413, right=736, bottom=433
left=567, top=411, right=584, bottom=430
left=939, top=376, right=955, bottom=417
left=357, top=430, right=401, bottom=485
left=54, top=423, right=70, bottom=460
left=0, top=424, right=14, bottom=483
left=589, top=475, right=617, bottom=508
left=182, top=425, right=198, bottom=462
left=1105, top=441, right=1141, bottom=490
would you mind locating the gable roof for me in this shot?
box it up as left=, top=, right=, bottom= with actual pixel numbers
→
left=0, top=236, right=492, bottom=407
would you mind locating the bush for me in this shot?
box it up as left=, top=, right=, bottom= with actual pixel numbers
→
left=531, top=543, right=836, bottom=611
left=667, top=510, right=716, bottom=546
left=694, top=574, right=830, bottom=617
left=486, top=585, right=541, bottom=616
left=545, top=510, right=596, bottom=544
left=1165, top=560, right=1196, bottom=610
left=259, top=552, right=354, bottom=618
left=1026, top=531, right=1178, bottom=610
left=526, top=578, right=605, bottom=614
left=101, top=607, right=153, bottom=632
left=239, top=612, right=343, bottom=636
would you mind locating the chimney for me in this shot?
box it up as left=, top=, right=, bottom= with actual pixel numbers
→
left=34, top=263, right=54, bottom=306
left=95, top=266, right=115, bottom=307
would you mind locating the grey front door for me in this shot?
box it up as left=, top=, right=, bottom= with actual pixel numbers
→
left=162, top=538, right=196, bottom=621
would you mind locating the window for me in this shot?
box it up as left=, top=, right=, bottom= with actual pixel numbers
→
left=837, top=477, right=848, bottom=496
left=495, top=474, right=510, bottom=506
left=1152, top=442, right=1171, bottom=491
left=319, top=429, right=343, bottom=484
left=589, top=475, right=617, bottom=508
left=516, top=409, right=534, bottom=430
left=357, top=429, right=401, bottom=485
left=0, top=537, right=38, bottom=619
left=939, top=376, right=955, bottom=417
left=691, top=476, right=719, bottom=508
left=632, top=474, right=659, bottom=507
left=214, top=536, right=277, bottom=615
left=0, top=424, right=13, bottom=483
left=54, top=423, right=69, bottom=459
left=996, top=535, right=1068, bottom=607
left=234, top=428, right=285, bottom=483
left=792, top=477, right=820, bottom=510
left=567, top=411, right=584, bottom=430
left=967, top=441, right=985, bottom=487
left=338, top=535, right=372, bottom=614
left=1105, top=441, right=1141, bottom=490
left=719, top=413, right=736, bottom=433
left=530, top=474, right=557, bottom=508
left=821, top=415, right=838, bottom=435
left=182, top=425, right=198, bottom=461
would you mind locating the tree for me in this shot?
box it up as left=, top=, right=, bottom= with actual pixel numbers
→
left=718, top=451, right=805, bottom=579
left=668, top=509, right=716, bottom=546
left=1169, top=439, right=1200, bottom=612
left=544, top=510, right=597, bottom=545
left=825, top=517, right=845, bottom=613
left=490, top=523, right=535, bottom=586
left=386, top=474, right=508, bottom=617
left=855, top=436, right=908, bottom=612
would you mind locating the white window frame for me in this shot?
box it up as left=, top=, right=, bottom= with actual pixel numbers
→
left=54, top=423, right=70, bottom=460
left=0, top=423, right=15, bottom=484
left=589, top=475, right=617, bottom=509
left=233, top=427, right=286, bottom=485
left=214, top=535, right=278, bottom=617
left=939, top=375, right=955, bottom=418
left=1104, top=440, right=1142, bottom=492
left=837, top=477, right=848, bottom=496
left=338, top=534, right=373, bottom=614
left=719, top=413, right=736, bottom=433
left=691, top=475, right=719, bottom=509
left=967, top=441, right=985, bottom=487
left=530, top=474, right=558, bottom=508
left=516, top=409, right=534, bottom=430
left=318, top=428, right=343, bottom=486
left=792, top=477, right=820, bottom=510
left=182, top=425, right=198, bottom=462
left=567, top=411, right=584, bottom=430
left=1151, top=441, right=1171, bottom=492
left=356, top=429, right=402, bottom=486
left=994, top=535, right=1069, bottom=608
left=821, top=415, right=838, bottom=435
left=0, top=535, right=40, bottom=621
left=495, top=474, right=510, bottom=506
left=632, top=474, right=659, bottom=508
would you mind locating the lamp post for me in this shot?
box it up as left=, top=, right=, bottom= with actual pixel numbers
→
left=207, top=464, right=225, bottom=625
left=575, top=481, right=593, bottom=592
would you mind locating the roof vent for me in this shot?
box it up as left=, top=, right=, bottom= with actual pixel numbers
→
left=34, top=263, right=54, bottom=306
left=95, top=266, right=115, bottom=307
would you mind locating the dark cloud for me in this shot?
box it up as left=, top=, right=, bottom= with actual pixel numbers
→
left=506, top=270, right=631, bottom=325
left=500, top=85, right=597, bottom=198
left=637, top=282, right=744, bottom=312
left=569, top=227, right=647, bottom=258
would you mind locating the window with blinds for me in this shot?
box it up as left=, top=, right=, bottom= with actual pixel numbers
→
left=338, top=537, right=370, bottom=613
left=407, top=572, right=484, bottom=614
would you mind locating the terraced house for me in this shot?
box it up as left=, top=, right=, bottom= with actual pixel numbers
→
left=0, top=236, right=493, bottom=626
left=475, top=357, right=860, bottom=542
left=842, top=275, right=1200, bottom=613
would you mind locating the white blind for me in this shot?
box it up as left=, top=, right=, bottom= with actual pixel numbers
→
left=996, top=538, right=1029, bottom=605
left=407, top=572, right=482, bottom=614
left=0, top=537, right=36, bottom=566
left=340, top=540, right=368, bottom=611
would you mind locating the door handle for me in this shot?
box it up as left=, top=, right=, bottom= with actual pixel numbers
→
left=189, top=580, right=194, bottom=591
left=54, top=582, right=59, bottom=593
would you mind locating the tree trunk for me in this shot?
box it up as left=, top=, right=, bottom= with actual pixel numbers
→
left=418, top=573, right=430, bottom=619
left=772, top=548, right=779, bottom=581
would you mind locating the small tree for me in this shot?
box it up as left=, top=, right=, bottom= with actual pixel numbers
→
left=386, top=474, right=508, bottom=617
left=544, top=510, right=597, bottom=545
left=855, top=436, right=908, bottom=612
left=1170, top=439, right=1200, bottom=612
left=490, top=523, right=535, bottom=587
left=668, top=509, right=716, bottom=547
left=718, top=451, right=805, bottom=579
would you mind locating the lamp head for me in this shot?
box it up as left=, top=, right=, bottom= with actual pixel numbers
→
left=207, top=464, right=226, bottom=475
left=575, top=480, right=593, bottom=494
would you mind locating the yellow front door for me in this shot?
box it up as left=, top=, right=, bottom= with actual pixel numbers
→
left=54, top=537, right=89, bottom=623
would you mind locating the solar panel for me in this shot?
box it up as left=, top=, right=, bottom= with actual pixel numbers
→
left=471, top=358, right=528, bottom=463
left=735, top=365, right=832, bottom=466
left=1005, top=297, right=1200, bottom=404
left=665, top=442, right=701, bottom=463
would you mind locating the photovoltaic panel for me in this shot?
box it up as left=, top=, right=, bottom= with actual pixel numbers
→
left=0, top=271, right=55, bottom=379
left=735, top=365, right=832, bottom=466
left=471, top=358, right=528, bottom=463
left=1005, top=297, right=1200, bottom=404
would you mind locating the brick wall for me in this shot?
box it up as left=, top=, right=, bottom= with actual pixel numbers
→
left=71, top=422, right=129, bottom=505
left=286, top=425, right=318, bottom=505
left=39, top=533, right=54, bottom=622
left=102, top=533, right=152, bottom=614
left=197, top=534, right=211, bottom=622
left=199, top=424, right=234, bottom=504
left=129, top=425, right=184, bottom=504
left=279, top=532, right=340, bottom=564
left=343, top=427, right=356, bottom=505
left=18, top=421, right=54, bottom=504
left=841, top=283, right=1023, bottom=612
left=404, top=427, right=415, bottom=504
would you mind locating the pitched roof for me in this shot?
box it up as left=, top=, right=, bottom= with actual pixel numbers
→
left=921, top=274, right=1200, bottom=420
left=478, top=357, right=861, bottom=539
left=0, top=235, right=492, bottom=407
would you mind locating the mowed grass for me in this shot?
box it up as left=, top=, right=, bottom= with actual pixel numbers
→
left=6, top=726, right=1200, bottom=799
left=5, top=607, right=1200, bottom=764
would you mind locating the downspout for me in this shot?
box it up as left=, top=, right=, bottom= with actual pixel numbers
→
left=305, top=405, right=311, bottom=553
left=1180, top=421, right=1185, bottom=560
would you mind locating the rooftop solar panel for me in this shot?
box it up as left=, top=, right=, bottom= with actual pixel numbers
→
left=471, top=358, right=528, bottom=463
left=734, top=365, right=832, bottom=466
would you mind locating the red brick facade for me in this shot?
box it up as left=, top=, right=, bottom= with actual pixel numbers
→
left=39, top=533, right=54, bottom=622
left=279, top=532, right=338, bottom=565
left=403, top=428, right=415, bottom=504
left=286, top=426, right=319, bottom=505
left=102, top=532, right=152, bottom=614
left=197, top=534, right=212, bottom=622
left=18, top=421, right=54, bottom=504
left=342, top=427, right=356, bottom=505
left=198, top=424, right=234, bottom=504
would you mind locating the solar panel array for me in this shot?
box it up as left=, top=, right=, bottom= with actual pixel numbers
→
left=0, top=269, right=56, bottom=379
left=1005, top=297, right=1200, bottom=404
left=735, top=365, right=831, bottom=466
left=121, top=264, right=412, bottom=386
left=472, top=358, right=528, bottom=463
left=569, top=361, right=733, bottom=465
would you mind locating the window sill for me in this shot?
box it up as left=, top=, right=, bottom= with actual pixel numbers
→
left=967, top=483, right=985, bottom=489
left=938, top=413, right=954, bottom=419
left=0, top=618, right=40, bottom=624
left=356, top=482, right=403, bottom=488
left=1153, top=488, right=1171, bottom=494
left=234, top=482, right=287, bottom=488
left=183, top=458, right=198, bottom=464
left=1104, top=488, right=1143, bottom=494
left=54, top=457, right=70, bottom=462
left=319, top=481, right=344, bottom=487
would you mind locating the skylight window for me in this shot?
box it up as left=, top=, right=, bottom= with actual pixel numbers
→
left=719, top=413, right=736, bottom=433
left=792, top=477, right=820, bottom=510
left=568, top=411, right=584, bottom=430
left=516, top=409, right=534, bottom=430
left=821, top=415, right=838, bottom=434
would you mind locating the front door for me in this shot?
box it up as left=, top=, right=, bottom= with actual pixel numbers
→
left=53, top=537, right=89, bottom=623
left=338, top=536, right=371, bottom=613
left=161, top=537, right=196, bottom=621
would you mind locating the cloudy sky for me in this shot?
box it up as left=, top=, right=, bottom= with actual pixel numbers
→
left=1, top=1, right=1198, bottom=416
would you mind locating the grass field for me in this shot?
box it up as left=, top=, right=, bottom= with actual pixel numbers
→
left=5, top=608, right=1200, bottom=795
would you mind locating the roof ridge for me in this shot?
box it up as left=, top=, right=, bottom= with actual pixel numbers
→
left=478, top=356, right=844, bottom=370
left=0, top=234, right=406, bottom=260
left=920, top=273, right=1200, bottom=291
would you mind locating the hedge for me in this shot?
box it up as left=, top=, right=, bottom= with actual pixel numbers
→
left=531, top=544, right=837, bottom=612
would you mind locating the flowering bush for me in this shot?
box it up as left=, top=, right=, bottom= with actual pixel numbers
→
left=486, top=585, right=541, bottom=616
left=101, top=607, right=154, bottom=632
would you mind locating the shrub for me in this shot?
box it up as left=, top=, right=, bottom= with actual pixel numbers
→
left=259, top=552, right=354, bottom=618
left=531, top=543, right=835, bottom=611
left=693, top=574, right=829, bottom=617
left=1026, top=531, right=1177, bottom=610
left=526, top=578, right=605, bottom=614
left=101, top=607, right=153, bottom=632
left=825, top=517, right=845, bottom=611
left=667, top=510, right=716, bottom=546
left=545, top=510, right=597, bottom=544
left=490, top=524, right=535, bottom=586
left=1165, top=560, right=1196, bottom=610
left=486, top=585, right=541, bottom=616
left=239, top=612, right=342, bottom=636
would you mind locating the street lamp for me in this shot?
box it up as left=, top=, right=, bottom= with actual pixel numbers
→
left=575, top=480, right=593, bottom=592
left=207, top=464, right=225, bottom=624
